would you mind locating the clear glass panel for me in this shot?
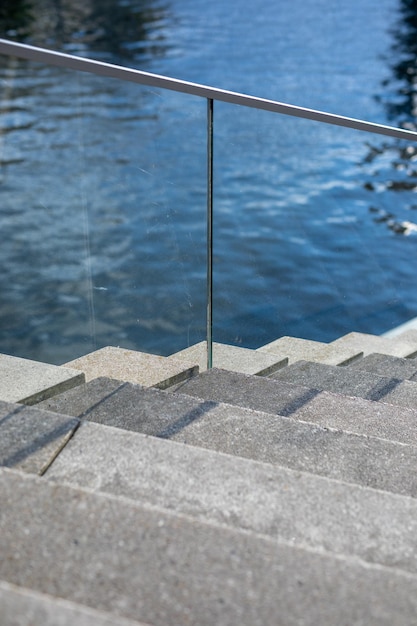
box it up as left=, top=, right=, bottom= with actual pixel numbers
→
left=0, top=54, right=206, bottom=363
left=213, top=102, right=417, bottom=348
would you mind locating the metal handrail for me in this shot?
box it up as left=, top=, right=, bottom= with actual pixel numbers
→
left=2, top=39, right=417, bottom=141
left=2, top=38, right=417, bottom=366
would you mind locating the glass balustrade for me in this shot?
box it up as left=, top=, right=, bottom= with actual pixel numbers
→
left=1, top=39, right=417, bottom=366
left=213, top=101, right=417, bottom=348
left=0, top=51, right=206, bottom=363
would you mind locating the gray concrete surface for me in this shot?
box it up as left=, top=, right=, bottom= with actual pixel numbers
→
left=270, top=359, right=417, bottom=408
left=35, top=376, right=417, bottom=495
left=45, top=420, right=417, bottom=573
left=0, top=401, right=79, bottom=475
left=348, top=352, right=417, bottom=380
left=330, top=331, right=417, bottom=357
left=0, top=580, right=150, bottom=626
left=64, top=346, right=198, bottom=389
left=171, top=368, right=417, bottom=445
left=0, top=353, right=84, bottom=405
left=2, top=468, right=417, bottom=626
left=257, top=335, right=362, bottom=365
left=37, top=377, right=231, bottom=436
left=167, top=341, right=288, bottom=375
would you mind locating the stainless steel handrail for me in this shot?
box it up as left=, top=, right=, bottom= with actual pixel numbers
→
left=2, top=38, right=417, bottom=366
left=2, top=39, right=417, bottom=141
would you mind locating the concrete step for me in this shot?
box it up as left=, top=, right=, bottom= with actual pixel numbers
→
left=0, top=579, right=150, bottom=626
left=2, top=467, right=417, bottom=625
left=45, top=419, right=417, bottom=573
left=0, top=400, right=79, bottom=475
left=35, top=376, right=417, bottom=497
left=330, top=331, right=417, bottom=358
left=347, top=353, right=417, bottom=380
left=0, top=352, right=84, bottom=405
left=269, top=360, right=417, bottom=409
left=383, top=324, right=417, bottom=339
left=256, top=335, right=363, bottom=365
left=171, top=368, right=417, bottom=446
left=64, top=346, right=198, bottom=389
left=166, top=341, right=288, bottom=375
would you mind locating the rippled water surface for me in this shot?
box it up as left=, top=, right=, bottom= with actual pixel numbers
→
left=1, top=0, right=417, bottom=362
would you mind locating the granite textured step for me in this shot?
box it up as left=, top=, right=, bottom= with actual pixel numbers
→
left=256, top=335, right=363, bottom=365
left=0, top=580, right=150, bottom=626
left=170, top=368, right=417, bottom=446
left=35, top=376, right=417, bottom=496
left=348, top=352, right=417, bottom=380
left=329, top=331, right=417, bottom=358
left=167, top=340, right=288, bottom=375
left=0, top=352, right=84, bottom=405
left=45, top=419, right=417, bottom=572
left=2, top=467, right=417, bottom=626
left=64, top=346, right=198, bottom=389
left=269, top=359, right=417, bottom=408
left=0, top=400, right=79, bottom=475
left=383, top=326, right=417, bottom=340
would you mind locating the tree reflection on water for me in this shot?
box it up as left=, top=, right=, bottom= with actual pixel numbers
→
left=364, top=0, right=417, bottom=236
left=0, top=0, right=172, bottom=65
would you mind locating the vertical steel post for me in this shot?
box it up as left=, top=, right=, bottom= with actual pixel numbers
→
left=206, top=98, right=214, bottom=369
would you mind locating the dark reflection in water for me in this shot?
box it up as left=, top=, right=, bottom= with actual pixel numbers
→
left=0, top=0, right=172, bottom=64
left=365, top=0, right=417, bottom=236
left=382, top=0, right=417, bottom=126
left=0, top=0, right=33, bottom=40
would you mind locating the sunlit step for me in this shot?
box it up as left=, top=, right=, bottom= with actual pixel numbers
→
left=167, top=340, right=288, bottom=375
left=257, top=335, right=362, bottom=365
left=0, top=353, right=83, bottom=405
left=64, top=346, right=198, bottom=389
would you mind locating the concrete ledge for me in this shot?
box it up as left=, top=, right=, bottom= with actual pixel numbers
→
left=331, top=332, right=417, bottom=358
left=64, top=346, right=198, bottom=389
left=168, top=341, right=288, bottom=375
left=0, top=353, right=84, bottom=405
left=257, top=336, right=362, bottom=365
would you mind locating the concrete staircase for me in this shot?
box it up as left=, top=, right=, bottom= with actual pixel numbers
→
left=3, top=331, right=417, bottom=624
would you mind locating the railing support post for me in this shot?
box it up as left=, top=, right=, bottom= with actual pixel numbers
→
left=206, top=98, right=214, bottom=369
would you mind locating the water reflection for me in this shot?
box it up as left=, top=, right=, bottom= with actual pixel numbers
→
left=382, top=0, right=417, bottom=126
left=364, top=0, right=417, bottom=235
left=0, top=1, right=33, bottom=40
left=0, top=0, right=172, bottom=64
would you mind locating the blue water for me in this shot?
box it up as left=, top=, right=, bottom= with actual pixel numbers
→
left=1, top=0, right=417, bottom=363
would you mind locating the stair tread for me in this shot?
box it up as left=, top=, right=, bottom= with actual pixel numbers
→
left=330, top=331, right=417, bottom=357
left=2, top=467, right=417, bottom=626
left=45, top=419, right=417, bottom=573
left=64, top=346, right=198, bottom=389
left=0, top=352, right=84, bottom=405
left=0, top=579, right=150, bottom=626
left=348, top=352, right=417, bottom=380
left=0, top=400, right=79, bottom=475
left=257, top=335, right=362, bottom=365
left=33, top=376, right=417, bottom=496
left=270, top=359, right=417, bottom=408
left=172, top=368, right=417, bottom=446
left=167, top=341, right=288, bottom=375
